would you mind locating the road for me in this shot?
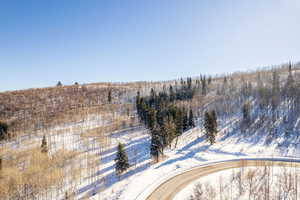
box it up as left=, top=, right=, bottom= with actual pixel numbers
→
left=145, top=158, right=300, bottom=200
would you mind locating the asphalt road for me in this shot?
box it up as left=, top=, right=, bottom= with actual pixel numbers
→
left=145, top=158, right=300, bottom=200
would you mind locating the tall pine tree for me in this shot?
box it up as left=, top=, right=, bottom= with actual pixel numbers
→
left=204, top=110, right=217, bottom=145
left=41, top=135, right=48, bottom=153
left=108, top=89, right=112, bottom=103
left=164, top=119, right=176, bottom=148
left=182, top=108, right=189, bottom=131
left=242, top=102, right=251, bottom=124
left=115, top=143, right=130, bottom=174
left=188, top=109, right=195, bottom=128
left=0, top=121, right=8, bottom=141
left=150, top=126, right=163, bottom=162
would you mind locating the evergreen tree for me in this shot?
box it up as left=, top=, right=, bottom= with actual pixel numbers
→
left=175, top=108, right=183, bottom=135
left=271, top=71, right=280, bottom=120
left=115, top=143, right=130, bottom=174
left=146, top=108, right=156, bottom=130
left=285, top=62, right=295, bottom=99
left=169, top=85, right=176, bottom=102
left=211, top=110, right=217, bottom=133
left=0, top=121, right=8, bottom=141
left=108, top=89, right=112, bottom=103
left=208, top=76, right=212, bottom=85
left=164, top=119, right=176, bottom=148
left=187, top=77, right=192, bottom=90
left=149, top=88, right=156, bottom=107
left=242, top=103, right=251, bottom=123
left=204, top=110, right=217, bottom=145
left=136, top=91, right=141, bottom=116
left=41, top=135, right=48, bottom=153
left=56, top=81, right=62, bottom=86
left=155, top=109, right=164, bottom=127
left=65, top=192, right=69, bottom=200
left=188, top=109, right=195, bottom=128
left=180, top=78, right=184, bottom=86
left=182, top=108, right=189, bottom=131
left=173, top=108, right=183, bottom=148
left=201, top=76, right=207, bottom=95
left=150, top=127, right=163, bottom=162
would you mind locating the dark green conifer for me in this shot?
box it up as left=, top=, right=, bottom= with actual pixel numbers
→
left=0, top=121, right=8, bottom=141
left=115, top=143, right=130, bottom=174
left=41, top=135, right=48, bottom=153
left=188, top=109, right=195, bottom=128
left=108, top=89, right=112, bottom=103
left=150, top=127, right=163, bottom=162
left=204, top=110, right=217, bottom=145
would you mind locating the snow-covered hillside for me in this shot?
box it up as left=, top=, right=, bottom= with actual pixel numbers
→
left=90, top=109, right=300, bottom=200
left=1, top=63, right=300, bottom=200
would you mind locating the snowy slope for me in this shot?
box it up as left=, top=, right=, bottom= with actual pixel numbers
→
left=115, top=113, right=300, bottom=200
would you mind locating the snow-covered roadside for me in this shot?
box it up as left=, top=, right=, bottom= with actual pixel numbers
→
left=174, top=164, right=300, bottom=200
left=75, top=109, right=300, bottom=199
left=117, top=117, right=300, bottom=200
left=8, top=110, right=295, bottom=200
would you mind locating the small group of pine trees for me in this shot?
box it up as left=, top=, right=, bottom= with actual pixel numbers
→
left=57, top=81, right=80, bottom=86
left=136, top=81, right=196, bottom=162
left=204, top=110, right=218, bottom=145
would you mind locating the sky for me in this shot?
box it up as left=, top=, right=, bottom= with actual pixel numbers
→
left=1, top=0, right=300, bottom=91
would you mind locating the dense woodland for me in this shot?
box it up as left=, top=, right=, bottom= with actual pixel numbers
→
left=135, top=62, right=300, bottom=162
left=136, top=79, right=196, bottom=161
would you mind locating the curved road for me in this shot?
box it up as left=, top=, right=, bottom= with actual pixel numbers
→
left=145, top=158, right=300, bottom=200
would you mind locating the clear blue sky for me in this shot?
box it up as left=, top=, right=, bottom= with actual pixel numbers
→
left=1, top=0, right=300, bottom=91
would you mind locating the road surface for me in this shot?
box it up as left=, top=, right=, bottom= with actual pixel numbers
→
left=145, top=158, right=300, bottom=200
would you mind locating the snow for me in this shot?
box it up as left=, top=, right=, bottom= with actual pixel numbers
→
left=3, top=106, right=299, bottom=200
left=82, top=127, right=151, bottom=200
left=116, top=114, right=300, bottom=200
left=174, top=165, right=300, bottom=200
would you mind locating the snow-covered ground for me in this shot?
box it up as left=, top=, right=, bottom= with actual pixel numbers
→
left=5, top=110, right=298, bottom=200
left=174, top=165, right=300, bottom=200
left=94, top=115, right=300, bottom=200
left=80, top=126, right=151, bottom=200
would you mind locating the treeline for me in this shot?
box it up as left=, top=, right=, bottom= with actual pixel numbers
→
left=0, top=84, right=135, bottom=138
left=136, top=79, right=196, bottom=161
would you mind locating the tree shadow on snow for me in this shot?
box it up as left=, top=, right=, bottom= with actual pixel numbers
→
left=177, top=135, right=206, bottom=153
left=155, top=145, right=209, bottom=169
left=100, top=136, right=149, bottom=165
left=77, top=161, right=151, bottom=198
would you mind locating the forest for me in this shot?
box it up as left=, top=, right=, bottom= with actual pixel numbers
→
left=0, top=62, right=299, bottom=199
